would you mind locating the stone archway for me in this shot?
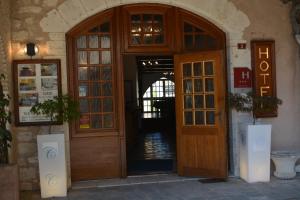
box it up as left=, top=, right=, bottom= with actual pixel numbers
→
left=38, top=0, right=251, bottom=178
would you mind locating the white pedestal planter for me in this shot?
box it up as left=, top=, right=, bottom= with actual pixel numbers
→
left=37, top=134, right=67, bottom=198
left=240, top=124, right=272, bottom=183
left=271, top=151, right=300, bottom=179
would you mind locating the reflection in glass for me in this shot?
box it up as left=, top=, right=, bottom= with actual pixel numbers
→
left=194, top=79, right=203, bottom=93
left=195, top=35, right=205, bottom=50
left=89, top=35, right=99, bottom=48
left=100, top=22, right=110, bottom=32
left=143, top=14, right=152, bottom=23
left=144, top=24, right=152, bottom=32
left=103, top=114, right=113, bottom=128
left=205, top=95, right=215, bottom=108
left=183, top=63, right=192, bottom=77
left=193, top=62, right=202, bottom=76
left=184, top=95, right=193, bottom=109
left=205, top=78, right=214, bottom=92
left=80, top=99, right=89, bottom=113
left=194, top=95, right=203, bottom=109
left=206, top=111, right=215, bottom=125
left=184, top=111, right=193, bottom=125
left=90, top=51, right=99, bottom=64
left=101, top=66, right=112, bottom=80
left=131, top=23, right=142, bottom=33
left=195, top=27, right=204, bottom=33
left=131, top=15, right=141, bottom=23
left=153, top=24, right=163, bottom=33
left=78, top=67, right=88, bottom=80
left=205, top=61, right=214, bottom=75
left=144, top=34, right=153, bottom=44
left=195, top=111, right=204, bottom=125
left=102, top=82, right=112, bottom=96
left=89, top=26, right=101, bottom=33
left=103, top=98, right=113, bottom=112
left=77, top=36, right=86, bottom=48
left=101, top=51, right=111, bottom=64
left=154, top=34, right=164, bottom=44
left=101, top=36, right=111, bottom=48
left=79, top=115, right=90, bottom=129
left=91, top=98, right=101, bottom=112
left=184, top=35, right=193, bottom=49
left=154, top=15, right=163, bottom=24
left=184, top=23, right=193, bottom=32
left=78, top=51, right=87, bottom=65
left=207, top=35, right=217, bottom=49
left=91, top=115, right=102, bottom=128
left=79, top=84, right=88, bottom=97
left=89, top=67, right=100, bottom=80
left=131, top=35, right=141, bottom=45
left=183, top=79, right=193, bottom=94
left=91, top=82, right=101, bottom=96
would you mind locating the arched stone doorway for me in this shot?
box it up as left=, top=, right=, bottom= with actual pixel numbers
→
left=66, top=4, right=228, bottom=181
left=36, top=0, right=251, bottom=183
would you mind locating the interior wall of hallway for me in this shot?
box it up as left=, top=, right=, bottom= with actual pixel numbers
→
left=10, top=0, right=300, bottom=190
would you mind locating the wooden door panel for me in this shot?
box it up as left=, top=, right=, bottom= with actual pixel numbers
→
left=71, top=137, right=120, bottom=181
left=181, top=135, right=222, bottom=176
left=175, top=51, right=227, bottom=178
left=67, top=9, right=123, bottom=181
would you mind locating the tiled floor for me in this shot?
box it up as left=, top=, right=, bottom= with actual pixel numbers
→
left=127, top=131, right=176, bottom=174
left=129, top=131, right=176, bottom=161
left=21, top=174, right=300, bottom=200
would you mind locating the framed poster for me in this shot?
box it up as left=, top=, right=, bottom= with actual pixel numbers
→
left=13, top=59, right=62, bottom=126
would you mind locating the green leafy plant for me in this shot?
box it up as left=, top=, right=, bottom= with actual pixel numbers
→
left=228, top=92, right=282, bottom=124
left=0, top=74, right=12, bottom=164
left=30, top=95, right=80, bottom=134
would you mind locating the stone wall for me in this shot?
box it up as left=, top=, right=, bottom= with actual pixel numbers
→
left=10, top=0, right=67, bottom=190
left=9, top=0, right=300, bottom=190
left=0, top=0, right=13, bottom=163
left=0, top=0, right=11, bottom=92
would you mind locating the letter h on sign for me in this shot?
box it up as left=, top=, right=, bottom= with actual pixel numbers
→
left=234, top=67, right=252, bottom=88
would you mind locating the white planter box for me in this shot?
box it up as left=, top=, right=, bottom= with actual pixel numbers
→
left=37, top=134, right=67, bottom=198
left=240, top=124, right=272, bottom=183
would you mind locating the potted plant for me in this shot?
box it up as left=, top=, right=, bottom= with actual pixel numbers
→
left=30, top=95, right=79, bottom=198
left=30, top=95, right=79, bottom=134
left=228, top=92, right=282, bottom=183
left=0, top=74, right=19, bottom=200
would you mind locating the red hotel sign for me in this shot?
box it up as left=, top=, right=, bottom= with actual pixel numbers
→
left=234, top=67, right=252, bottom=88
left=251, top=40, right=277, bottom=117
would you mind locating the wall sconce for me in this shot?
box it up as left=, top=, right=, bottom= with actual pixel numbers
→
left=24, top=42, right=39, bottom=57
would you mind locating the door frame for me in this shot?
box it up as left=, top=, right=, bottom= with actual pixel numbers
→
left=67, top=4, right=229, bottom=180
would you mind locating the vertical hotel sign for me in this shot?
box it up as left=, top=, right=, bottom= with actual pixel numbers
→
left=251, top=40, right=277, bottom=117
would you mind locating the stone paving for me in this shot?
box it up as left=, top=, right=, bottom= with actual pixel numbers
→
left=21, top=174, right=300, bottom=200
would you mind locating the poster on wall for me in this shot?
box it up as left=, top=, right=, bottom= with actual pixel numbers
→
left=13, top=59, right=62, bottom=126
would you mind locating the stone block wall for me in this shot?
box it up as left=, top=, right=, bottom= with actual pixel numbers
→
left=0, top=0, right=11, bottom=91
left=15, top=126, right=64, bottom=190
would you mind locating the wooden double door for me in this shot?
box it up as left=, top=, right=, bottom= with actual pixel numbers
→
left=175, top=51, right=227, bottom=178
left=67, top=5, right=227, bottom=181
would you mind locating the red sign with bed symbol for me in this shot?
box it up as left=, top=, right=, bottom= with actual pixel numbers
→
left=234, top=67, right=252, bottom=88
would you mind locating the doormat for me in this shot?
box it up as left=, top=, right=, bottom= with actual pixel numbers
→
left=198, top=178, right=227, bottom=184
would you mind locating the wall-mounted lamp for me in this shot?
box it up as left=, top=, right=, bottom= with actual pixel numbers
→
left=24, top=42, right=39, bottom=57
